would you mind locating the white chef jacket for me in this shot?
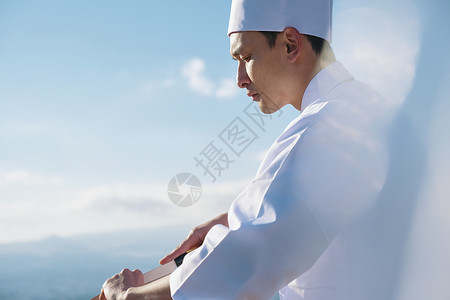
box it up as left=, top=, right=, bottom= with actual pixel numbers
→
left=170, top=61, right=389, bottom=299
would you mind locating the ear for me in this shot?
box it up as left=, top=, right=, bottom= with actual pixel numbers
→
left=283, top=27, right=302, bottom=63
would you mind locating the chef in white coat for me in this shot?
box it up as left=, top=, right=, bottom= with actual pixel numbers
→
left=100, top=0, right=390, bottom=299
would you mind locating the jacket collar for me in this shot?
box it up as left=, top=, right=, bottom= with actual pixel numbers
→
left=301, top=61, right=354, bottom=111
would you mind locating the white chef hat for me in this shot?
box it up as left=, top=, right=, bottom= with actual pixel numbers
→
left=227, top=0, right=333, bottom=43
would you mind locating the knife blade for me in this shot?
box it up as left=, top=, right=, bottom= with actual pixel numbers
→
left=143, top=252, right=187, bottom=283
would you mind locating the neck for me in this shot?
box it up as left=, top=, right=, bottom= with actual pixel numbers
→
left=291, top=46, right=336, bottom=111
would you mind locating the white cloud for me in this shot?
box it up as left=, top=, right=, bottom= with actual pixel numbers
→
left=182, top=58, right=240, bottom=99
left=182, top=58, right=214, bottom=96
left=0, top=178, right=250, bottom=244
left=201, top=178, right=250, bottom=205
left=0, top=170, right=63, bottom=187
left=333, top=6, right=421, bottom=107
left=79, top=183, right=170, bottom=213
left=115, top=59, right=237, bottom=99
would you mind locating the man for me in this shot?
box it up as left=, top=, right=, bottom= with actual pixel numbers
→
left=100, top=0, right=389, bottom=299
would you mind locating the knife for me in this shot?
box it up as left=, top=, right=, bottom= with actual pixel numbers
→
left=143, top=252, right=187, bottom=283
left=90, top=252, right=188, bottom=300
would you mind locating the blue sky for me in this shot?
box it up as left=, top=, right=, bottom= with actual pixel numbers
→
left=0, top=0, right=426, bottom=242
left=1, top=0, right=450, bottom=297
left=0, top=0, right=448, bottom=253
left=0, top=0, right=298, bottom=243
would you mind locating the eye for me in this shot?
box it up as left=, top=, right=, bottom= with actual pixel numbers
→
left=242, top=55, right=251, bottom=62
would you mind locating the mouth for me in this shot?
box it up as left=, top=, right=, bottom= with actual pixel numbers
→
left=247, top=91, right=260, bottom=102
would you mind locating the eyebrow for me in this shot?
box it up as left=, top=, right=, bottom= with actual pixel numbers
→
left=230, top=51, right=240, bottom=61
left=230, top=46, right=245, bottom=61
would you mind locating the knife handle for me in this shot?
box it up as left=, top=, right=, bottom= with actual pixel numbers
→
left=174, top=252, right=188, bottom=267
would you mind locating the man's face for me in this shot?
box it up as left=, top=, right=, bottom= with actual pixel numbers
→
left=230, top=31, right=290, bottom=114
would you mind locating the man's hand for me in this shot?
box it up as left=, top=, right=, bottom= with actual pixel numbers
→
left=159, top=212, right=228, bottom=265
left=99, top=268, right=144, bottom=300
left=98, top=212, right=228, bottom=299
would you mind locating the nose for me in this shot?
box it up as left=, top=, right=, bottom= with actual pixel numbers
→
left=236, top=61, right=251, bottom=89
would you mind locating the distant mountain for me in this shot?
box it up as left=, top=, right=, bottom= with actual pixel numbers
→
left=0, top=227, right=188, bottom=300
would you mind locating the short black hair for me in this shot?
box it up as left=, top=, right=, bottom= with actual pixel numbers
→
left=260, top=31, right=328, bottom=55
left=260, top=31, right=280, bottom=48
